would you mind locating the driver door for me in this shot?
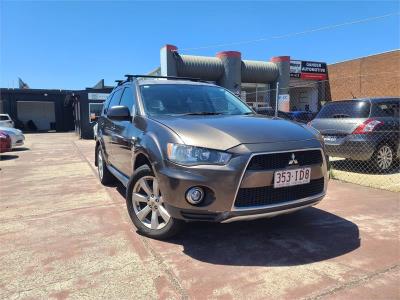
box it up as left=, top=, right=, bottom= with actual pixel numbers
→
left=103, top=87, right=124, bottom=167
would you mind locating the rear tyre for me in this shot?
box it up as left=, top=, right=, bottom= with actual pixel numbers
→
left=371, top=144, right=395, bottom=173
left=126, top=165, right=183, bottom=239
left=96, top=146, right=116, bottom=185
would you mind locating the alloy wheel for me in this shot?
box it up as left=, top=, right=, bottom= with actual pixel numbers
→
left=132, top=176, right=170, bottom=230
left=377, top=145, right=393, bottom=170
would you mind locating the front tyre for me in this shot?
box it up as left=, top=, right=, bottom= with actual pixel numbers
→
left=126, top=165, right=183, bottom=239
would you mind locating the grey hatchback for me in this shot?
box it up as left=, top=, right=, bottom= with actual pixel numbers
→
left=95, top=75, right=329, bottom=239
left=310, top=98, right=400, bottom=172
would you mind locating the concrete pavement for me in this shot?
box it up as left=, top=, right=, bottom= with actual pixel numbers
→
left=329, top=157, right=400, bottom=193
left=0, top=133, right=399, bottom=299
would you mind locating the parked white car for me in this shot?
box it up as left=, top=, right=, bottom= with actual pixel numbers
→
left=0, top=114, right=14, bottom=128
left=0, top=126, right=25, bottom=148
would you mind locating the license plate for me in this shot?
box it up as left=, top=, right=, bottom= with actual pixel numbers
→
left=274, top=167, right=311, bottom=188
left=323, top=136, right=337, bottom=142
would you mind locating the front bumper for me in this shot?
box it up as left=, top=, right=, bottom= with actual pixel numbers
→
left=156, top=139, right=328, bottom=223
left=12, top=134, right=25, bottom=148
left=10, top=134, right=25, bottom=148
left=165, top=194, right=324, bottom=223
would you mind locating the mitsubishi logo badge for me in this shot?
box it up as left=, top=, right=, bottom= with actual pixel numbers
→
left=288, top=153, right=298, bottom=165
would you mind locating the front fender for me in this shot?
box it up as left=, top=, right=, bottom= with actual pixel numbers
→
left=132, top=117, right=183, bottom=174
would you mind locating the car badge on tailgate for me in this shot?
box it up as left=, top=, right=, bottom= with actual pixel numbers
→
left=288, top=153, right=298, bottom=165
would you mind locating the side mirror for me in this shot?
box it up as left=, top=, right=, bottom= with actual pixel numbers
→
left=107, top=106, right=131, bottom=121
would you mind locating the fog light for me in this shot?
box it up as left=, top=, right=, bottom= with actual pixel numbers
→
left=186, top=187, right=204, bottom=205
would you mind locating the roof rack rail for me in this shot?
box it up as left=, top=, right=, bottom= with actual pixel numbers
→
left=115, top=80, right=124, bottom=86
left=124, top=74, right=205, bottom=82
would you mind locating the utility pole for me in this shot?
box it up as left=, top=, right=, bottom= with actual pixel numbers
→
left=274, top=81, right=280, bottom=117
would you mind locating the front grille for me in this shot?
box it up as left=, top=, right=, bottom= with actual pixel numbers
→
left=247, top=150, right=322, bottom=170
left=234, top=178, right=324, bottom=208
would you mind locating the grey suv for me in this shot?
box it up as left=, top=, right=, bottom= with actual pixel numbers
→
left=95, top=75, right=329, bottom=239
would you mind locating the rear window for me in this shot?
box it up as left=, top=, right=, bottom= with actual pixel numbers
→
left=0, top=115, right=10, bottom=121
left=316, top=101, right=370, bottom=119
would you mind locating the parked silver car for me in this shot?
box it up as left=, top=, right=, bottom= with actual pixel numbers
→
left=0, top=127, right=25, bottom=148
left=0, top=114, right=14, bottom=128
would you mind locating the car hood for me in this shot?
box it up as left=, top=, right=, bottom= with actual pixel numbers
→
left=0, top=127, right=22, bottom=136
left=152, top=115, right=317, bottom=150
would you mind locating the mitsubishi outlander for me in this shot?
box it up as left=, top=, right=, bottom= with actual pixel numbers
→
left=95, top=75, right=329, bottom=239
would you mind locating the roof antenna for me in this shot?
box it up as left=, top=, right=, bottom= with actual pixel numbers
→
left=350, top=91, right=357, bottom=99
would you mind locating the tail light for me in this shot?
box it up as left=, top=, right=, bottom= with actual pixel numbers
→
left=352, top=119, right=383, bottom=134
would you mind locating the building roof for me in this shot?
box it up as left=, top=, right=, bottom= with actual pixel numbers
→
left=329, top=49, right=400, bottom=65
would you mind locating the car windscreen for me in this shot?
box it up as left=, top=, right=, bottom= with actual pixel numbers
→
left=139, top=84, right=253, bottom=116
left=316, top=101, right=371, bottom=119
left=0, top=116, right=9, bottom=121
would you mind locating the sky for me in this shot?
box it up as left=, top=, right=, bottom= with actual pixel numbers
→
left=0, top=0, right=399, bottom=90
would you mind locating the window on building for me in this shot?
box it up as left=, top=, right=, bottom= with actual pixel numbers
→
left=89, top=102, right=104, bottom=123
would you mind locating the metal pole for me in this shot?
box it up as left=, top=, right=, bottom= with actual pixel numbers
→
left=255, top=84, right=258, bottom=108
left=275, top=81, right=279, bottom=117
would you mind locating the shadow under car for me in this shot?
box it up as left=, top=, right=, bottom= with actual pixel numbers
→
left=114, top=180, right=360, bottom=267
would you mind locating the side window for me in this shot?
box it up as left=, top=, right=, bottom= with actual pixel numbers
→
left=373, top=102, right=400, bottom=117
left=103, top=93, right=114, bottom=114
left=119, top=87, right=136, bottom=114
left=108, top=88, right=123, bottom=109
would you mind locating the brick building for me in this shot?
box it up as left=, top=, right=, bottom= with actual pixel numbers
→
left=328, top=50, right=400, bottom=101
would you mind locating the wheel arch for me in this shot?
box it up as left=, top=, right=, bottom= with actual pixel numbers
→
left=134, top=151, right=152, bottom=171
left=376, top=138, right=397, bottom=157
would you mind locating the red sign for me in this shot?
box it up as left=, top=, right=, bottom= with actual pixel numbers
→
left=300, top=73, right=327, bottom=80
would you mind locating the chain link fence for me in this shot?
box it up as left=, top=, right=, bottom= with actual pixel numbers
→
left=243, top=74, right=400, bottom=192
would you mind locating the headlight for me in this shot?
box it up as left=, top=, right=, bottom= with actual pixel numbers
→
left=167, top=143, right=231, bottom=166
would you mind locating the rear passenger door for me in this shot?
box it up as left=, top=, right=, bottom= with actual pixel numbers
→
left=112, top=85, right=140, bottom=177
left=103, top=87, right=124, bottom=165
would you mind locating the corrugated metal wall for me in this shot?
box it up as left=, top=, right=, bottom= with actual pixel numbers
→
left=175, top=55, right=279, bottom=84
left=177, top=55, right=224, bottom=80
left=241, top=60, right=279, bottom=83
